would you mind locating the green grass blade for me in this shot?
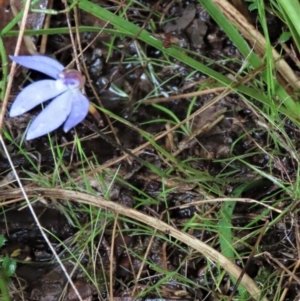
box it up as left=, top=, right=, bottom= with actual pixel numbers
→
left=73, top=1, right=269, bottom=103
left=198, top=0, right=300, bottom=120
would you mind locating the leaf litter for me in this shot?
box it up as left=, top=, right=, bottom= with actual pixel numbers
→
left=0, top=0, right=299, bottom=300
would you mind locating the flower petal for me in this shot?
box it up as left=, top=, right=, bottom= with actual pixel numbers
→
left=10, top=55, right=65, bottom=79
left=63, top=91, right=89, bottom=132
left=10, top=80, right=68, bottom=117
left=26, top=91, right=72, bottom=140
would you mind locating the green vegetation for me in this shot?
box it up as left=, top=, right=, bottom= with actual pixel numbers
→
left=0, top=236, right=17, bottom=301
left=0, top=0, right=299, bottom=300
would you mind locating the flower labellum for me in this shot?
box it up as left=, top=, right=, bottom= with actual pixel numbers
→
left=9, top=55, right=90, bottom=140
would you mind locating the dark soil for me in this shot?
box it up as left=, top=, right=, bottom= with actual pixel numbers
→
left=0, top=0, right=299, bottom=300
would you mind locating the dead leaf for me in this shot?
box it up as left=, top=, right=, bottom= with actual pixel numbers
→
left=163, top=3, right=196, bottom=33
left=1, top=0, right=48, bottom=55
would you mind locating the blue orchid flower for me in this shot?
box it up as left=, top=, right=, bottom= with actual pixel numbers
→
left=9, top=55, right=90, bottom=140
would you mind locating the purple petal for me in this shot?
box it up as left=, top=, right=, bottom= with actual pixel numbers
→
left=59, top=69, right=85, bottom=89
left=26, top=91, right=72, bottom=140
left=10, top=79, right=68, bottom=117
left=63, top=91, right=89, bottom=132
left=10, top=55, right=65, bottom=79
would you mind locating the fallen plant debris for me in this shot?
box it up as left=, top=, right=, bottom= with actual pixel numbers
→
left=1, top=0, right=300, bottom=300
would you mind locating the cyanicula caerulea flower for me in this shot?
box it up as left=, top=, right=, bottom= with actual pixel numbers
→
left=9, top=55, right=89, bottom=140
